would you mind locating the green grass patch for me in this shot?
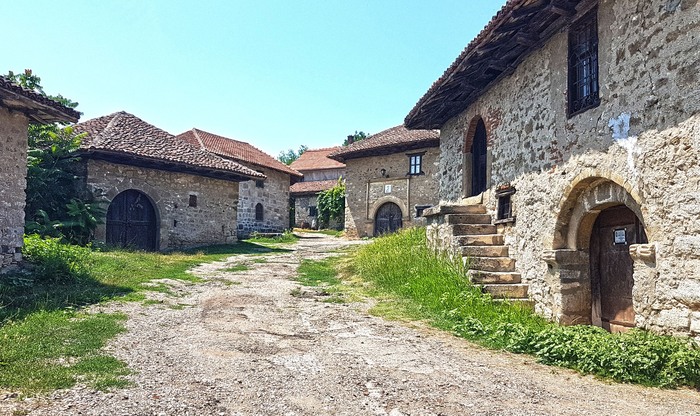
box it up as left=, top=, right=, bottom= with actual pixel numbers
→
left=246, top=230, right=299, bottom=245
left=342, top=227, right=700, bottom=388
left=222, top=264, right=250, bottom=273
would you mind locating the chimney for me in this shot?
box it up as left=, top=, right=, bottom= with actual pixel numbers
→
left=347, top=135, right=354, bottom=145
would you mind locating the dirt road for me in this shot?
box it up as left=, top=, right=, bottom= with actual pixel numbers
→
left=8, top=234, right=700, bottom=415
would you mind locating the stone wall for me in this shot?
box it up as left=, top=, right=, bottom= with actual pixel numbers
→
left=0, top=108, right=28, bottom=270
left=344, top=146, right=440, bottom=238
left=237, top=166, right=290, bottom=238
left=434, top=0, right=700, bottom=335
left=86, top=159, right=239, bottom=250
left=294, top=194, right=318, bottom=228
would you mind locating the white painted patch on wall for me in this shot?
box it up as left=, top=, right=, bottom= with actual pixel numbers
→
left=609, top=112, right=641, bottom=175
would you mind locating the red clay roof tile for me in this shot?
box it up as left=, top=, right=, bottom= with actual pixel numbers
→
left=289, top=179, right=340, bottom=196
left=290, top=147, right=346, bottom=171
left=328, top=125, right=439, bottom=162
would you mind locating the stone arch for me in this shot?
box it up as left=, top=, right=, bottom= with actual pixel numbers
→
left=462, top=115, right=490, bottom=198
left=553, top=173, right=646, bottom=250
left=368, top=196, right=408, bottom=220
left=106, top=189, right=160, bottom=251
left=463, top=114, right=485, bottom=153
left=255, top=203, right=264, bottom=221
left=93, top=184, right=163, bottom=248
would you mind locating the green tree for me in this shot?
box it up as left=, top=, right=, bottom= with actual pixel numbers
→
left=277, top=145, right=308, bottom=165
left=343, top=130, right=368, bottom=146
left=316, top=178, right=345, bottom=229
left=6, top=69, right=102, bottom=245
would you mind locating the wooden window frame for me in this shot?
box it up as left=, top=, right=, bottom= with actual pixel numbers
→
left=407, top=152, right=424, bottom=176
left=567, top=7, right=600, bottom=118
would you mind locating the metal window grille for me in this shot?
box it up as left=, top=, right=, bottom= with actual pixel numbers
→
left=568, top=9, right=599, bottom=116
left=497, top=194, right=512, bottom=220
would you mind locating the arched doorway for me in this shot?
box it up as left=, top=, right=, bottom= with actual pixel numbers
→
left=590, top=204, right=647, bottom=332
left=374, top=202, right=403, bottom=236
left=106, top=190, right=158, bottom=251
left=470, top=119, right=488, bottom=196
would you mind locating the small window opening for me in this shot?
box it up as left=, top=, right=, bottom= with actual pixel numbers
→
left=495, top=185, right=516, bottom=223
left=173, top=220, right=178, bottom=227
left=189, top=195, right=197, bottom=207
left=255, top=203, right=264, bottom=221
left=309, top=206, right=318, bottom=217
left=415, top=204, right=431, bottom=217
left=408, top=153, right=423, bottom=175
left=256, top=180, right=265, bottom=188
left=568, top=8, right=600, bottom=117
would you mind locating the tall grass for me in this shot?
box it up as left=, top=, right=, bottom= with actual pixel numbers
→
left=348, top=227, right=700, bottom=388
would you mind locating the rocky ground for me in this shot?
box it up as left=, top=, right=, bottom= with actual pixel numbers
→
left=4, top=233, right=700, bottom=416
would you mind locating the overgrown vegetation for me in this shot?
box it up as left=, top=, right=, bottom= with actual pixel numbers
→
left=316, top=179, right=345, bottom=229
left=246, top=230, right=299, bottom=245
left=295, top=258, right=346, bottom=303
left=337, top=227, right=700, bottom=388
left=0, top=237, right=285, bottom=393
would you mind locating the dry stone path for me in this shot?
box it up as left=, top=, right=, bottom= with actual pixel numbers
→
left=6, top=233, right=700, bottom=415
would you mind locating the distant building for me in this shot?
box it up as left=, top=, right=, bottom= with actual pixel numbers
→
left=329, top=126, right=439, bottom=238
left=0, top=77, right=80, bottom=271
left=290, top=147, right=345, bottom=229
left=177, top=128, right=302, bottom=238
left=74, top=112, right=262, bottom=250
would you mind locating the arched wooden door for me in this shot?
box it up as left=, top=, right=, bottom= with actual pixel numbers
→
left=106, top=190, right=158, bottom=251
left=590, top=205, right=647, bottom=332
left=374, top=202, right=403, bottom=236
left=471, top=119, right=488, bottom=196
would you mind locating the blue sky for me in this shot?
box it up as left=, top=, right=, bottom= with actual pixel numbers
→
left=5, top=1, right=504, bottom=157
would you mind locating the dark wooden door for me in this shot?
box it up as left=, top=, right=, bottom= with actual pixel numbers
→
left=106, top=190, right=157, bottom=251
left=471, top=119, right=487, bottom=196
left=590, top=205, right=646, bottom=332
left=374, top=203, right=403, bottom=236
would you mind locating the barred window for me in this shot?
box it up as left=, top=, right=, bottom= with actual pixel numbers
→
left=568, top=8, right=599, bottom=117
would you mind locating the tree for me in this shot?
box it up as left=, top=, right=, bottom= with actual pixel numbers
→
left=6, top=69, right=102, bottom=245
left=343, top=131, right=368, bottom=146
left=277, top=145, right=308, bottom=165
left=316, top=178, right=345, bottom=229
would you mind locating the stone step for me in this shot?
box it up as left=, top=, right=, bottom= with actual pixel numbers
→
left=468, top=270, right=521, bottom=284
left=483, top=284, right=529, bottom=299
left=466, top=256, right=516, bottom=272
left=423, top=204, right=486, bottom=217
left=446, top=214, right=492, bottom=225
left=461, top=245, right=509, bottom=257
left=455, top=234, right=505, bottom=246
left=452, top=224, right=497, bottom=236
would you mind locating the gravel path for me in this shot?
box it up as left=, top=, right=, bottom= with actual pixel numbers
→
left=5, top=233, right=700, bottom=415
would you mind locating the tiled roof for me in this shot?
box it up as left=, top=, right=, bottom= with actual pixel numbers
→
left=177, top=128, right=302, bottom=177
left=290, top=147, right=346, bottom=171
left=328, top=125, right=439, bottom=162
left=74, top=112, right=264, bottom=180
left=0, top=76, right=80, bottom=124
left=405, top=0, right=579, bottom=129
left=290, top=179, right=340, bottom=196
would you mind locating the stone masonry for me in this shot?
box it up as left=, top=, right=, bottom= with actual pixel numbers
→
left=237, top=166, right=290, bottom=238
left=344, top=147, right=440, bottom=238
left=0, top=108, right=28, bottom=269
left=424, top=0, right=700, bottom=336
left=86, top=159, right=240, bottom=250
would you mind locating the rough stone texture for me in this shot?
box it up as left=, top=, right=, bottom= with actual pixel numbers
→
left=345, top=146, right=439, bottom=238
left=86, top=159, right=239, bottom=250
left=294, top=194, right=319, bottom=228
left=237, top=165, right=290, bottom=238
left=431, top=0, right=700, bottom=336
left=0, top=108, right=29, bottom=270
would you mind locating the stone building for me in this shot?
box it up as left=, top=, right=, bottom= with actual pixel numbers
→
left=177, top=128, right=302, bottom=238
left=405, top=0, right=700, bottom=336
left=289, top=147, right=346, bottom=228
left=328, top=126, right=440, bottom=238
left=74, top=112, right=263, bottom=251
left=0, top=77, right=80, bottom=271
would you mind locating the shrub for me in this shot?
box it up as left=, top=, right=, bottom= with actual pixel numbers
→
left=22, top=234, right=93, bottom=283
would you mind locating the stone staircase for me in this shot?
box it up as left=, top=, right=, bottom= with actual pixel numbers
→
left=431, top=204, right=529, bottom=303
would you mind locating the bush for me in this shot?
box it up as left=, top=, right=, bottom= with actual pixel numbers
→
left=22, top=234, right=93, bottom=283
left=350, top=227, right=700, bottom=388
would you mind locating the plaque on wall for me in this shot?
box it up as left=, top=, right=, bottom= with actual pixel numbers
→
left=384, top=184, right=392, bottom=194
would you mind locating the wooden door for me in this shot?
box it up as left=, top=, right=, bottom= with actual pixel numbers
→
left=471, top=119, right=487, bottom=196
left=374, top=203, right=403, bottom=236
left=106, top=190, right=158, bottom=251
left=590, top=205, right=646, bottom=332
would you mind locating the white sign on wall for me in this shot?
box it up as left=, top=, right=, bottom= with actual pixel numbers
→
left=384, top=184, right=392, bottom=194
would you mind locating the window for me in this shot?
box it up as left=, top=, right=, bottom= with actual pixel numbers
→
left=495, top=185, right=516, bottom=223
left=255, top=203, right=264, bottom=221
left=188, top=194, right=197, bottom=207
left=309, top=206, right=318, bottom=217
left=255, top=180, right=265, bottom=188
left=408, top=153, right=423, bottom=175
left=568, top=8, right=599, bottom=117
left=415, top=204, right=431, bottom=217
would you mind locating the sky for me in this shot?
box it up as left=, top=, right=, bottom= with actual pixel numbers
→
left=5, top=1, right=505, bottom=157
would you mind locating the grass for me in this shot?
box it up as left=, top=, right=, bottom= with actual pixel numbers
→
left=294, top=228, right=344, bottom=238
left=0, top=237, right=287, bottom=394
left=294, top=258, right=347, bottom=303
left=316, top=227, right=700, bottom=388
left=245, top=230, right=299, bottom=245
left=222, top=264, right=250, bottom=273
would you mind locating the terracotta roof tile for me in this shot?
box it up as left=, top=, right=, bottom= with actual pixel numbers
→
left=328, top=125, right=439, bottom=162
left=290, top=147, right=346, bottom=171
left=74, top=112, right=264, bottom=180
left=177, top=128, right=302, bottom=177
left=290, top=179, right=340, bottom=196
left=0, top=76, right=80, bottom=124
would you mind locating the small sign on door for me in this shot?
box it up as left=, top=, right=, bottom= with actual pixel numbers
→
left=614, top=228, right=627, bottom=245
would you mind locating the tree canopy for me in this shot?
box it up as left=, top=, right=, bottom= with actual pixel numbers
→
left=343, top=131, right=368, bottom=146
left=277, top=145, right=308, bottom=165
